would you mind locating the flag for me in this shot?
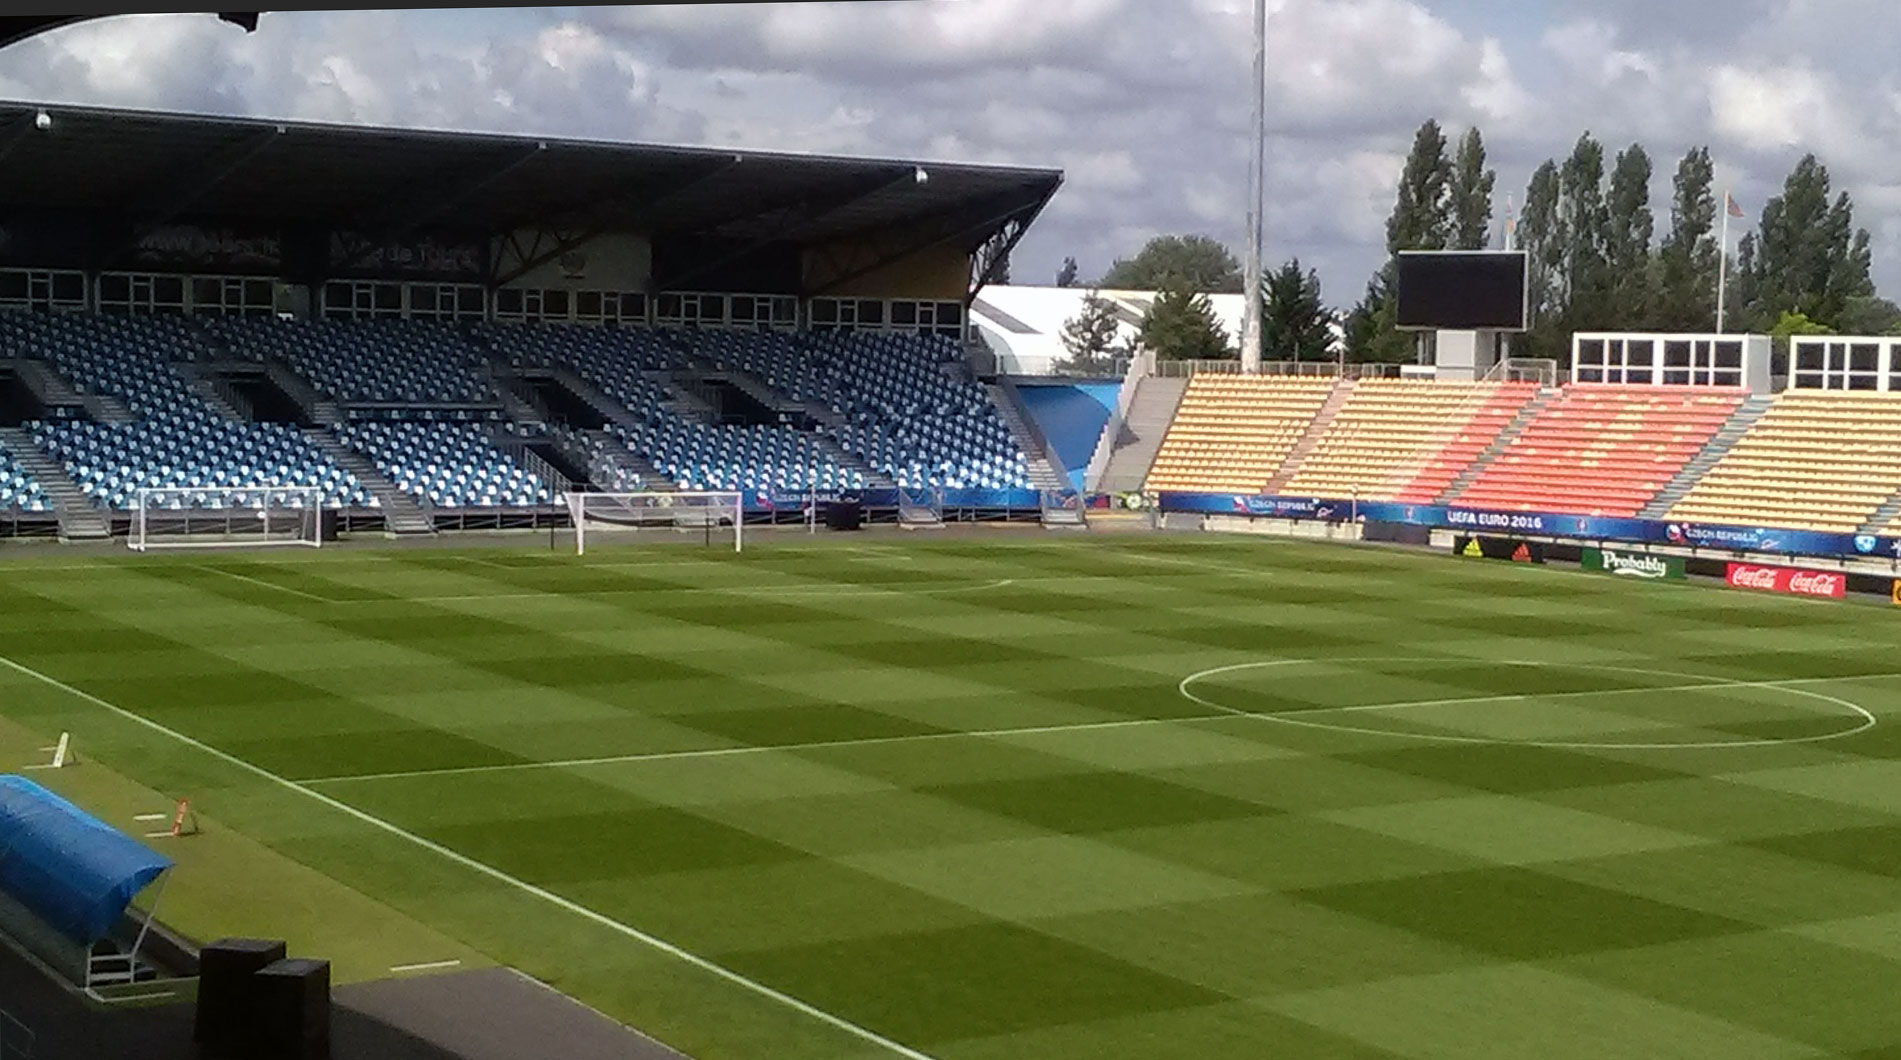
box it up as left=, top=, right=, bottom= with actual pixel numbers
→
left=1725, top=191, right=1745, bottom=218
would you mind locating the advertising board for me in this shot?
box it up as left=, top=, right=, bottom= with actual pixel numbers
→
left=1725, top=563, right=1847, bottom=600
left=1583, top=548, right=1685, bottom=581
left=1454, top=536, right=1545, bottom=564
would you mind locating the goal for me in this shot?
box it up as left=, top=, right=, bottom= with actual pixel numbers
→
left=566, top=491, right=743, bottom=555
left=130, top=486, right=326, bottom=552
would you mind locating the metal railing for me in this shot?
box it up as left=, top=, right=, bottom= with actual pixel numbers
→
left=2, top=1007, right=36, bottom=1060
left=1152, top=359, right=1408, bottom=380
left=1486, top=357, right=1560, bottom=386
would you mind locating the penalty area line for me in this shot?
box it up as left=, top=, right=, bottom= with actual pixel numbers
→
left=0, top=652, right=942, bottom=1060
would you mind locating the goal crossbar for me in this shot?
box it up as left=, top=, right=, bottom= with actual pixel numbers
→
left=130, top=486, right=326, bottom=552
left=566, top=491, right=743, bottom=555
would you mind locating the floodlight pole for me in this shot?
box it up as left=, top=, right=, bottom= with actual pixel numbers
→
left=1239, top=0, right=1266, bottom=375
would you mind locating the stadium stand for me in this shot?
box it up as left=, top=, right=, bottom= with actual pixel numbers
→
left=1280, top=379, right=1540, bottom=501
left=0, top=436, right=48, bottom=512
left=211, top=318, right=497, bottom=407
left=1143, top=375, right=1337, bottom=494
left=1449, top=385, right=1747, bottom=516
left=1667, top=391, right=1901, bottom=532
left=0, top=313, right=370, bottom=509
left=336, top=421, right=552, bottom=508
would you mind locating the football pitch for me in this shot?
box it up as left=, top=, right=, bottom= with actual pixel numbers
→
left=6, top=533, right=1901, bottom=1059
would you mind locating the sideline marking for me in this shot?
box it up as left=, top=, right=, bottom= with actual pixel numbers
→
left=390, top=959, right=463, bottom=974
left=1178, top=658, right=1884, bottom=750
left=191, top=564, right=336, bottom=603
left=303, top=712, right=1238, bottom=785
left=0, top=653, right=941, bottom=1060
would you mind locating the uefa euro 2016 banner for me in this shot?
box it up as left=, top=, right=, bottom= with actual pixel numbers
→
left=1159, top=492, right=1901, bottom=562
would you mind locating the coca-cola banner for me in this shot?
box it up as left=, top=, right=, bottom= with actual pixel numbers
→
left=1725, top=564, right=1847, bottom=600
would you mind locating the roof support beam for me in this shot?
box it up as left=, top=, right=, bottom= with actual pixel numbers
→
left=329, top=143, right=547, bottom=275
left=95, top=124, right=284, bottom=268
left=809, top=189, right=1046, bottom=298
left=968, top=181, right=1057, bottom=302
left=654, top=170, right=918, bottom=291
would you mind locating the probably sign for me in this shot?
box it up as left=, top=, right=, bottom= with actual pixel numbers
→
left=1725, top=564, right=1847, bottom=600
left=1583, top=547, right=1685, bottom=581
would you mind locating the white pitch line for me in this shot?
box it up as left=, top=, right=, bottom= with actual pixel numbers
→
left=191, top=564, right=335, bottom=603
left=132, top=813, right=169, bottom=822
left=0, top=652, right=940, bottom=1060
left=388, top=578, right=1017, bottom=605
left=1272, top=677, right=1873, bottom=717
left=390, top=959, right=463, bottom=974
left=302, top=711, right=1240, bottom=785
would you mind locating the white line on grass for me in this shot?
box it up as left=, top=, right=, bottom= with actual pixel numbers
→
left=390, top=578, right=1017, bottom=605
left=0, top=652, right=941, bottom=1060
left=389, top=960, right=463, bottom=974
left=190, top=564, right=336, bottom=603
left=302, top=712, right=1240, bottom=785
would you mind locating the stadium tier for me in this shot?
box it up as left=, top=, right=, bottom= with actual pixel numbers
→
left=1143, top=375, right=1337, bottom=494
left=1, top=313, right=371, bottom=510
left=212, top=317, right=498, bottom=406
left=0, top=437, right=48, bottom=512
left=1448, top=385, right=1747, bottom=516
left=1280, top=379, right=1539, bottom=502
left=337, top=421, right=552, bottom=508
left=1667, top=391, right=1901, bottom=533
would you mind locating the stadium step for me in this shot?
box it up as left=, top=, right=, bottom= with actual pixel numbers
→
left=1261, top=379, right=1354, bottom=495
left=0, top=426, right=111, bottom=540
left=2, top=357, right=89, bottom=418
left=1435, top=387, right=1560, bottom=505
left=302, top=429, right=435, bottom=535
left=173, top=361, right=251, bottom=422
left=264, top=359, right=341, bottom=426
left=1638, top=395, right=1776, bottom=519
left=1096, top=376, right=1189, bottom=494
left=986, top=380, right=1069, bottom=491
left=812, top=435, right=893, bottom=489
left=583, top=430, right=676, bottom=492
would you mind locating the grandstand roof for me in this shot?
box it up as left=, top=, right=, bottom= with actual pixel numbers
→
left=0, top=100, right=1061, bottom=258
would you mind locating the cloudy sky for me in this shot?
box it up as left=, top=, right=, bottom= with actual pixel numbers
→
left=3, top=1, right=1899, bottom=305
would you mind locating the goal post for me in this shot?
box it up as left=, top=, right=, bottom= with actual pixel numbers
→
left=130, top=486, right=326, bottom=552
left=566, top=491, right=744, bottom=555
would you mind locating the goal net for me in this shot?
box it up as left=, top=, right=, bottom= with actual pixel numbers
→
left=130, top=486, right=326, bottom=552
left=566, top=491, right=743, bottom=555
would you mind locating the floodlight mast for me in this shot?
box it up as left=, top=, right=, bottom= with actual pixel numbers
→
left=1240, top=0, right=1266, bottom=375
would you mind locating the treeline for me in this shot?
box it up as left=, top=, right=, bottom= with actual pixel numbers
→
left=1348, top=119, right=1900, bottom=362
left=1057, top=120, right=1901, bottom=371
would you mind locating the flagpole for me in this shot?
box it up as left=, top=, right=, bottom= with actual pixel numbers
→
left=1716, top=190, right=1731, bottom=334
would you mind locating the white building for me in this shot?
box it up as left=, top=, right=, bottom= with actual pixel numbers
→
left=970, top=285, right=1249, bottom=375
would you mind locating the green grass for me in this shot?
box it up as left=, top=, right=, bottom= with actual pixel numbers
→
left=5, top=533, right=1901, bottom=1058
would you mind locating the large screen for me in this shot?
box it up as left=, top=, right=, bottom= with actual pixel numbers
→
left=1395, top=251, right=1528, bottom=332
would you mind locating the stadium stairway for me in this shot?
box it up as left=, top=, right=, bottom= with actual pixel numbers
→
left=1637, top=395, right=1775, bottom=519
left=0, top=426, right=110, bottom=539
left=301, top=428, right=434, bottom=534
left=172, top=361, right=251, bottom=422
left=583, top=428, right=676, bottom=492
left=1096, top=376, right=1188, bottom=493
left=987, top=380, right=1069, bottom=492
left=1862, top=488, right=1901, bottom=536
left=1432, top=386, right=1560, bottom=504
left=264, top=359, right=342, bottom=426
left=2, top=358, right=91, bottom=418
left=1260, top=380, right=1353, bottom=495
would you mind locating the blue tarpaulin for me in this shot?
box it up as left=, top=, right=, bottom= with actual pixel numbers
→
left=0, top=775, right=171, bottom=943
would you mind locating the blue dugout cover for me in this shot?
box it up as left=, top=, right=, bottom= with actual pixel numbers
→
left=0, top=775, right=172, bottom=944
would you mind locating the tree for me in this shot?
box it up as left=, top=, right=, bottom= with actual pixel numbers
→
left=1260, top=259, right=1335, bottom=363
left=1387, top=119, right=1455, bottom=254
left=1139, top=277, right=1232, bottom=360
left=1604, top=144, right=1655, bottom=325
left=1655, top=146, right=1719, bottom=330
left=1558, top=132, right=1612, bottom=332
left=1516, top=159, right=1567, bottom=360
left=1055, top=257, right=1080, bottom=288
left=1838, top=295, right=1901, bottom=335
left=991, top=250, right=1012, bottom=286
left=1055, top=289, right=1124, bottom=375
left=1449, top=128, right=1496, bottom=251
left=1743, top=154, right=1874, bottom=330
left=1101, top=234, right=1243, bottom=293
